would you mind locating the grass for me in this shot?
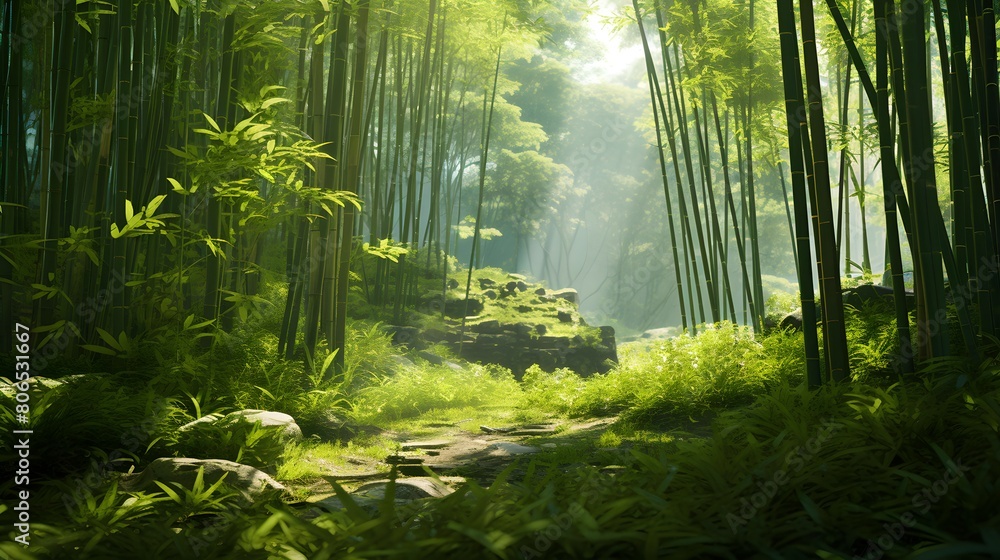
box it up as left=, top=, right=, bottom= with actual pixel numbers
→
left=7, top=265, right=1000, bottom=558
left=277, top=438, right=395, bottom=485
left=12, top=360, right=999, bottom=559
left=351, top=361, right=523, bottom=424
left=569, top=322, right=803, bottom=422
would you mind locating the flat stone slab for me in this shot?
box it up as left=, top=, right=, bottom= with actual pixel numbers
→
left=354, top=477, right=460, bottom=500
left=322, top=471, right=386, bottom=481
left=401, top=440, right=451, bottom=450
left=509, top=428, right=558, bottom=436
left=385, top=455, right=424, bottom=465
left=480, top=425, right=516, bottom=434
left=487, top=442, right=540, bottom=456
left=312, top=494, right=382, bottom=516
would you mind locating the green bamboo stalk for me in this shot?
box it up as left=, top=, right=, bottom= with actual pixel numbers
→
left=777, top=0, right=822, bottom=387
left=321, top=1, right=351, bottom=348
left=333, top=0, right=370, bottom=372
left=303, top=7, right=329, bottom=360
left=799, top=0, right=850, bottom=382
left=634, top=0, right=688, bottom=332
left=460, top=42, right=503, bottom=348
left=899, top=0, right=950, bottom=360
left=712, top=99, right=754, bottom=327
left=202, top=11, right=235, bottom=333
left=111, top=0, right=133, bottom=337
left=873, top=0, right=913, bottom=373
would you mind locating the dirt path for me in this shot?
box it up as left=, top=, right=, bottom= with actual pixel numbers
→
left=290, top=410, right=717, bottom=514
left=383, top=416, right=619, bottom=483
left=291, top=416, right=623, bottom=504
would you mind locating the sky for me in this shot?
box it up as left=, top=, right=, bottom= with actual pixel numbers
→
left=576, top=0, right=645, bottom=85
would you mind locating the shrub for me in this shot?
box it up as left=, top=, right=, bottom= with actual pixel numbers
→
left=352, top=362, right=521, bottom=423
left=572, top=322, right=792, bottom=422
left=520, top=364, right=586, bottom=414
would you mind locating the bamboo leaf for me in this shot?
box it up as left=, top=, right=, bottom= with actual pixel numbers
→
left=146, top=195, right=167, bottom=217
left=167, top=177, right=186, bottom=194
left=96, top=328, right=124, bottom=351
left=259, top=85, right=285, bottom=97
left=232, top=115, right=258, bottom=133
left=153, top=481, right=182, bottom=503
left=166, top=146, right=194, bottom=160
left=260, top=97, right=291, bottom=109
left=75, top=14, right=93, bottom=33
left=82, top=246, right=99, bottom=266
left=81, top=344, right=117, bottom=356
left=202, top=113, right=222, bottom=132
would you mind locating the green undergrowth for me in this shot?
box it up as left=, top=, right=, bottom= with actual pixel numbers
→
left=6, top=270, right=1000, bottom=558
left=351, top=362, right=522, bottom=424
left=277, top=437, right=395, bottom=484
left=8, top=362, right=1000, bottom=559
left=536, top=322, right=807, bottom=423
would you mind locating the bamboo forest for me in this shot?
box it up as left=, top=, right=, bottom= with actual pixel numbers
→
left=3, top=0, right=1000, bottom=557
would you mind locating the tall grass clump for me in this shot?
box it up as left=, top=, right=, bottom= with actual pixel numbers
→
left=572, top=322, right=798, bottom=422
left=353, top=363, right=521, bottom=423
left=843, top=303, right=900, bottom=384
left=519, top=364, right=587, bottom=414
left=0, top=375, right=163, bottom=479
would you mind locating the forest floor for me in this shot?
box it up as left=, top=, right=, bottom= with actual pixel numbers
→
left=289, top=402, right=716, bottom=508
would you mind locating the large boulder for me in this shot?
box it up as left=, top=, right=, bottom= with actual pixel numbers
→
left=120, top=458, right=286, bottom=504
left=455, top=322, right=616, bottom=379
left=382, top=325, right=421, bottom=346
left=548, top=288, right=579, bottom=306
left=844, top=284, right=915, bottom=310
left=181, top=409, right=302, bottom=442
left=311, top=476, right=465, bottom=519
left=379, top=276, right=616, bottom=379
left=843, top=284, right=893, bottom=309
left=564, top=326, right=617, bottom=377
left=353, top=477, right=456, bottom=500
left=305, top=410, right=382, bottom=442
left=640, top=327, right=681, bottom=340
left=779, top=308, right=804, bottom=331
left=419, top=294, right=484, bottom=318
left=470, top=320, right=503, bottom=334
